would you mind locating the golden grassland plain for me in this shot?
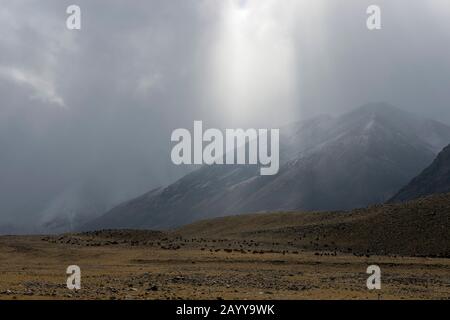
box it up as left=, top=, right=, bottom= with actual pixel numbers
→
left=1, top=193, right=449, bottom=300
left=0, top=232, right=448, bottom=300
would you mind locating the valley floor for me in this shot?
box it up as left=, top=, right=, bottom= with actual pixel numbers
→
left=0, top=234, right=448, bottom=300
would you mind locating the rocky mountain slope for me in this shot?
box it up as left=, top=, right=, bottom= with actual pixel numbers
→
left=389, top=144, right=450, bottom=203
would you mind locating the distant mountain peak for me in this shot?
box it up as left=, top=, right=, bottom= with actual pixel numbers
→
left=360, top=101, right=400, bottom=111
left=344, top=102, right=404, bottom=118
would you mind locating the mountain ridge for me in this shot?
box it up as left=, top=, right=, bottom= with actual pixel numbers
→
left=82, top=103, right=450, bottom=231
left=389, top=144, right=450, bottom=203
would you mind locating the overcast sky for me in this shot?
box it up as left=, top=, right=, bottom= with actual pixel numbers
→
left=1, top=0, right=450, bottom=231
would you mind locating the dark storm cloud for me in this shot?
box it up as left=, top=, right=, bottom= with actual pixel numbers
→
left=0, top=0, right=218, bottom=229
left=0, top=0, right=449, bottom=231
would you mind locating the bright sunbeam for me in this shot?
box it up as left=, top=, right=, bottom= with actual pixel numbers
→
left=208, top=0, right=298, bottom=126
left=208, top=0, right=322, bottom=127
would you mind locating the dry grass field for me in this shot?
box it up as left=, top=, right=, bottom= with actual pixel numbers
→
left=0, top=232, right=448, bottom=300
left=1, top=193, right=449, bottom=300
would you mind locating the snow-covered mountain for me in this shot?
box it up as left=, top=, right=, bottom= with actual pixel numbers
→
left=83, top=103, right=450, bottom=230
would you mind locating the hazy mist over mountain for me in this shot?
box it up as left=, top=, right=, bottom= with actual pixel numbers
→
left=1, top=1, right=450, bottom=233
left=84, top=103, right=450, bottom=230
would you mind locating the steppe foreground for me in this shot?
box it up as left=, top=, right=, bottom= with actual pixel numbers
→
left=0, top=193, right=449, bottom=300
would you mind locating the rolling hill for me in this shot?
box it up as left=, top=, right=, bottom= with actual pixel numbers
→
left=175, top=192, right=450, bottom=257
